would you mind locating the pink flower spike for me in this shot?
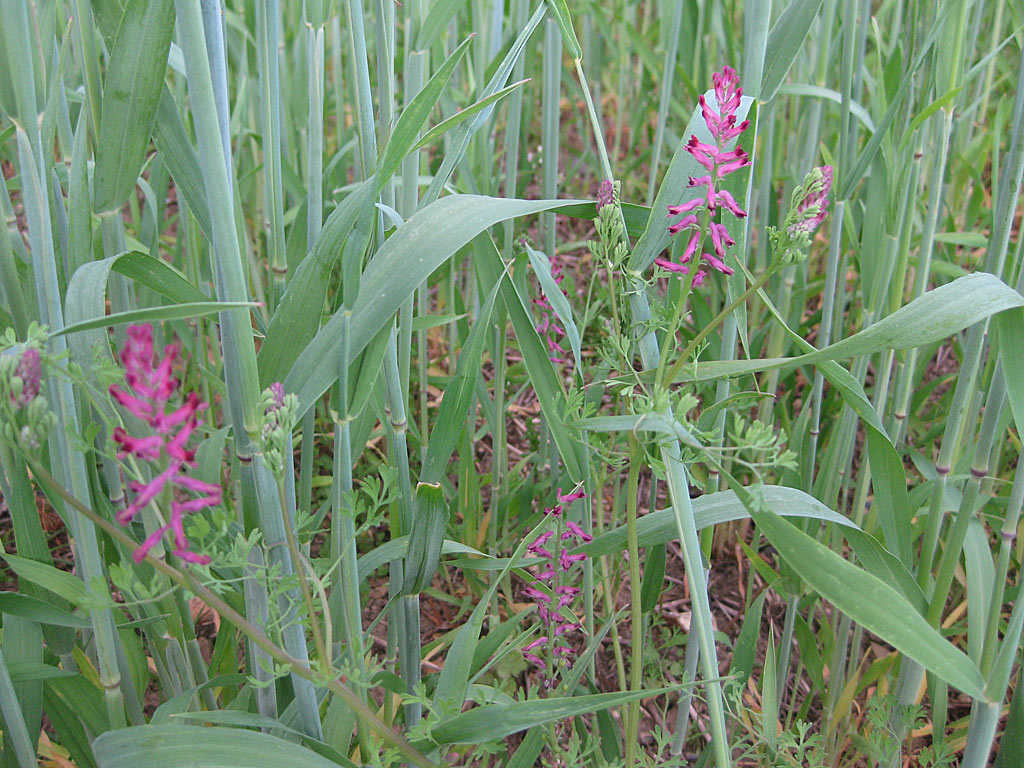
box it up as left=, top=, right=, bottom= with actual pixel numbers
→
left=682, top=232, right=701, bottom=263
left=596, top=179, right=615, bottom=210
left=157, top=393, right=204, bottom=434
left=528, top=530, right=554, bottom=547
left=686, top=136, right=716, bottom=171
left=122, top=464, right=178, bottom=522
left=709, top=223, right=734, bottom=258
left=109, top=324, right=218, bottom=566
left=668, top=214, right=699, bottom=234
left=109, top=385, right=155, bottom=422
left=522, top=652, right=546, bottom=669
left=174, top=549, right=212, bottom=565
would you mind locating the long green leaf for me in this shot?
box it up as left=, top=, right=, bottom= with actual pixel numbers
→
left=419, top=272, right=503, bottom=484
left=759, top=0, right=825, bottom=102
left=745, top=492, right=987, bottom=700
left=544, top=0, right=582, bottom=59
left=58, top=301, right=257, bottom=337
left=0, top=593, right=90, bottom=629
left=283, top=196, right=585, bottom=415
left=92, top=725, right=343, bottom=768
left=169, top=712, right=359, bottom=768
left=582, top=486, right=856, bottom=558
left=673, top=273, right=1024, bottom=383
left=94, top=0, right=176, bottom=212
left=412, top=80, right=529, bottom=153
left=425, top=686, right=683, bottom=746
left=1, top=554, right=89, bottom=607
left=376, top=35, right=474, bottom=185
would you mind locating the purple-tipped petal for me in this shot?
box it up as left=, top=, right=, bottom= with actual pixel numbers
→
left=654, top=257, right=690, bottom=274
left=701, top=252, right=734, bottom=275
left=524, top=636, right=548, bottom=652
left=715, top=189, right=748, bottom=218
left=132, top=523, right=170, bottom=563
left=112, top=429, right=163, bottom=461
left=564, top=520, right=593, bottom=542
left=556, top=487, right=586, bottom=505
left=667, top=197, right=702, bottom=216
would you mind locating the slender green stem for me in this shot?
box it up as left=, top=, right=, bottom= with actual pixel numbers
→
left=662, top=265, right=776, bottom=389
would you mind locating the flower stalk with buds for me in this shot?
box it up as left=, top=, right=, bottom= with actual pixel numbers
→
left=521, top=486, right=590, bottom=688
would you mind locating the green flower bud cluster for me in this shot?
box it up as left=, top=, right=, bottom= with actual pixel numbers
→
left=588, top=180, right=629, bottom=272
left=768, top=165, right=833, bottom=266
left=0, top=324, right=57, bottom=453
left=260, top=382, right=299, bottom=476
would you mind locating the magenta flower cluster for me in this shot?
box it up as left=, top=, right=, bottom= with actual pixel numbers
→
left=657, top=65, right=751, bottom=284
left=109, top=325, right=220, bottom=565
left=521, top=487, right=590, bottom=683
left=533, top=257, right=570, bottom=365
left=10, top=348, right=41, bottom=409
left=789, top=165, right=833, bottom=236
left=596, top=179, right=615, bottom=211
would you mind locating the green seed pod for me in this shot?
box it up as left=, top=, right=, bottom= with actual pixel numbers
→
left=402, top=482, right=449, bottom=596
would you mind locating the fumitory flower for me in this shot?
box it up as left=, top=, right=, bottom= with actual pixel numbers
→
left=0, top=336, right=57, bottom=451
left=769, top=165, right=834, bottom=265
left=10, top=347, right=41, bottom=409
left=109, top=324, right=220, bottom=565
left=521, top=486, right=591, bottom=687
left=657, top=65, right=751, bottom=283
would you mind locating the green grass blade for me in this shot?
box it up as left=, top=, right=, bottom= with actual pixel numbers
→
left=376, top=35, right=474, bottom=185
left=411, top=80, right=529, bottom=153
left=92, top=724, right=346, bottom=768
left=0, top=593, right=91, bottom=629
left=759, top=0, right=826, bottom=102
left=543, top=0, right=582, bottom=59
left=284, top=195, right=585, bottom=415
left=582, top=486, right=856, bottom=559
left=745, top=490, right=987, bottom=701
left=420, top=273, right=502, bottom=485
left=94, top=0, right=176, bottom=212
left=0, top=648, right=37, bottom=768
left=425, top=685, right=684, bottom=746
